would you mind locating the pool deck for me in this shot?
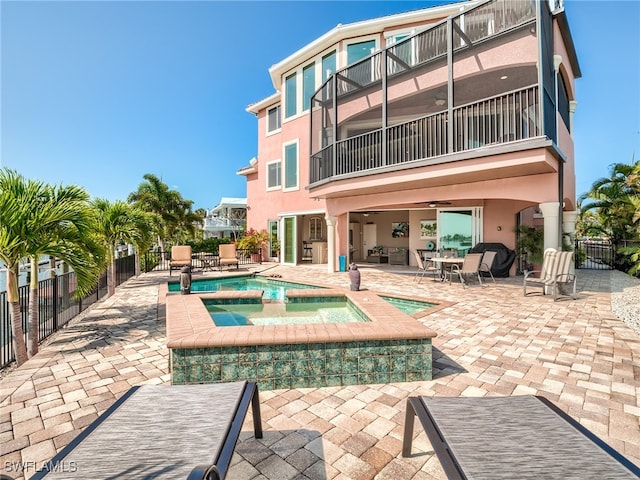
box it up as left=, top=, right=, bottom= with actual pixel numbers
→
left=1, top=263, right=639, bottom=479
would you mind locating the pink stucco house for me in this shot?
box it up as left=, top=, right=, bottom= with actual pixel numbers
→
left=240, top=0, right=580, bottom=273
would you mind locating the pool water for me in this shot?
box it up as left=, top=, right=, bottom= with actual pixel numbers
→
left=205, top=300, right=368, bottom=326
left=168, top=276, right=322, bottom=300
left=379, top=295, right=436, bottom=315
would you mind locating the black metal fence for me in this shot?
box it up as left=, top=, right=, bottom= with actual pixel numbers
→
left=1, top=254, right=136, bottom=369
left=574, top=239, right=614, bottom=270
left=143, top=248, right=262, bottom=273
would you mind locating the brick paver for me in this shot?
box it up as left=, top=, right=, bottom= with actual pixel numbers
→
left=1, top=265, right=638, bottom=479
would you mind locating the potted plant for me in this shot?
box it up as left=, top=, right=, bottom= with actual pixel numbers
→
left=237, top=228, right=270, bottom=262
left=515, top=225, right=544, bottom=272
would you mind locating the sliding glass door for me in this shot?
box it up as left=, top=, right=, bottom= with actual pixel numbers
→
left=438, top=207, right=482, bottom=256
left=282, top=217, right=297, bottom=265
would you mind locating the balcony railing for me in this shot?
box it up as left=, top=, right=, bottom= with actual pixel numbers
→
left=310, top=85, right=539, bottom=183
left=326, top=0, right=535, bottom=101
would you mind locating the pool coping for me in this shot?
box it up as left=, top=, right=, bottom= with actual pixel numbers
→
left=163, top=277, right=441, bottom=349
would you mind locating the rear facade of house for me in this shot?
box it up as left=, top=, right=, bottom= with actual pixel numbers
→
left=240, top=0, right=580, bottom=272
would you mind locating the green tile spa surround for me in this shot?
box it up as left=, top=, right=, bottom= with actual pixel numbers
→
left=171, top=339, right=432, bottom=390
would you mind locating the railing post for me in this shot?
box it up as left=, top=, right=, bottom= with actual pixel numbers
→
left=52, top=275, right=58, bottom=331
left=446, top=18, right=454, bottom=154
left=382, top=49, right=388, bottom=167
left=332, top=75, right=337, bottom=177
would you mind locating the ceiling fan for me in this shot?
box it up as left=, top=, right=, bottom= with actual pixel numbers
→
left=426, top=201, right=452, bottom=208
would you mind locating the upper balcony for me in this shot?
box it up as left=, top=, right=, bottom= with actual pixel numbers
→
left=309, top=0, right=559, bottom=187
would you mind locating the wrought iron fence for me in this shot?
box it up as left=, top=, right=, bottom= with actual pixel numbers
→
left=1, top=255, right=135, bottom=369
left=143, top=248, right=263, bottom=273
left=574, top=239, right=614, bottom=270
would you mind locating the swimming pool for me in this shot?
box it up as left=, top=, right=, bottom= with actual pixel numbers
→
left=205, top=296, right=369, bottom=326
left=168, top=275, right=323, bottom=300
left=379, top=295, right=436, bottom=316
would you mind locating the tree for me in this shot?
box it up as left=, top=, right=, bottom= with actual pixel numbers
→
left=24, top=182, right=106, bottom=357
left=128, top=173, right=198, bottom=251
left=92, top=199, right=152, bottom=297
left=579, top=159, right=640, bottom=274
left=0, top=169, right=104, bottom=365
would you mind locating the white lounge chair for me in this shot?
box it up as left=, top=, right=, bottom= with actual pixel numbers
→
left=523, top=248, right=577, bottom=301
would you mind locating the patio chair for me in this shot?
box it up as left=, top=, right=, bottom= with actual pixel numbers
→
left=402, top=395, right=640, bottom=479
left=169, top=245, right=192, bottom=276
left=524, top=248, right=577, bottom=300
left=31, top=381, right=263, bottom=480
left=443, top=253, right=483, bottom=288
left=219, top=244, right=239, bottom=270
left=479, top=250, right=497, bottom=283
left=413, top=250, right=440, bottom=283
left=441, top=248, right=458, bottom=258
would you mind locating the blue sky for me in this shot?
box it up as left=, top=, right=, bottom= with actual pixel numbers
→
left=2, top=0, right=639, bottom=211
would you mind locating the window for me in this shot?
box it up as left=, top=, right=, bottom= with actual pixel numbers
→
left=284, top=142, right=298, bottom=189
left=302, top=63, right=315, bottom=111
left=285, top=73, right=297, bottom=118
left=557, top=74, right=570, bottom=132
left=267, top=161, right=281, bottom=189
left=347, top=40, right=376, bottom=65
left=322, top=51, right=336, bottom=83
left=267, top=105, right=281, bottom=133
left=309, top=217, right=323, bottom=241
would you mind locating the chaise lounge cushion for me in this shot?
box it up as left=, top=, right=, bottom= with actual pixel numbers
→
left=31, top=382, right=262, bottom=479
left=402, top=395, right=639, bottom=479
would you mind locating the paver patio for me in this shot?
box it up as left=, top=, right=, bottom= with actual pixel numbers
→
left=1, top=264, right=638, bottom=479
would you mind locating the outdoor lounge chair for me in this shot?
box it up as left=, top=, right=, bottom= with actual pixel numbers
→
left=413, top=250, right=440, bottom=283
left=402, top=395, right=640, bottom=479
left=31, top=381, right=262, bottom=480
left=219, top=244, right=239, bottom=270
left=524, top=247, right=577, bottom=300
left=169, top=245, right=192, bottom=276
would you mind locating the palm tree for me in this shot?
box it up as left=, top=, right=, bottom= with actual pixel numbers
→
left=24, top=183, right=106, bottom=357
left=0, top=169, right=106, bottom=364
left=93, top=199, right=151, bottom=297
left=0, top=169, right=33, bottom=365
left=127, top=174, right=184, bottom=254
left=580, top=159, right=640, bottom=273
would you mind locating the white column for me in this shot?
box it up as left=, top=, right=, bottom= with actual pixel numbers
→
left=569, top=100, right=578, bottom=137
left=326, top=216, right=337, bottom=273
left=563, top=210, right=579, bottom=249
left=539, top=202, right=560, bottom=250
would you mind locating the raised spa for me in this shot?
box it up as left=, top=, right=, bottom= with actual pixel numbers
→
left=205, top=296, right=369, bottom=326
left=165, top=276, right=438, bottom=390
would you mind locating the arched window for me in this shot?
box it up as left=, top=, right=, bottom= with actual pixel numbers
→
left=309, top=217, right=323, bottom=241
left=558, top=73, right=571, bottom=132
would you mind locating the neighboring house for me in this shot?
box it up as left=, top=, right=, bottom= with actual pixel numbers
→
left=239, top=0, right=580, bottom=272
left=202, top=197, right=247, bottom=239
